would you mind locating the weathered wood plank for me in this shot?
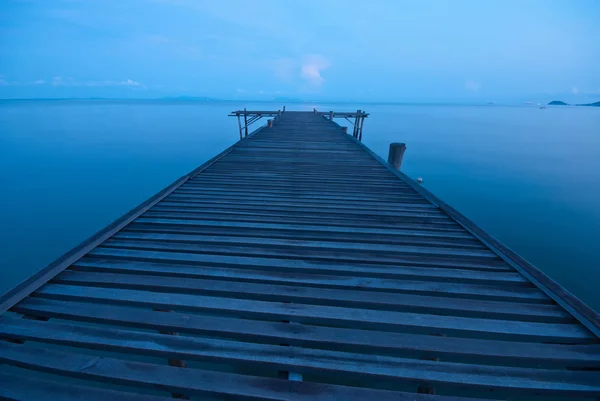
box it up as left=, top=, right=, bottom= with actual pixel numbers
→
left=168, top=192, right=432, bottom=206
left=13, top=298, right=599, bottom=367
left=155, top=200, right=447, bottom=217
left=104, top=235, right=500, bottom=262
left=134, top=217, right=477, bottom=239
left=146, top=206, right=456, bottom=225
left=1, top=325, right=599, bottom=396
left=160, top=195, right=437, bottom=209
left=142, top=210, right=463, bottom=231
left=116, top=230, right=490, bottom=255
left=90, top=247, right=524, bottom=284
left=73, top=258, right=549, bottom=302
left=0, top=342, right=490, bottom=401
left=55, top=270, right=569, bottom=321
left=0, top=371, right=171, bottom=401
left=126, top=221, right=484, bottom=250
left=33, top=284, right=592, bottom=341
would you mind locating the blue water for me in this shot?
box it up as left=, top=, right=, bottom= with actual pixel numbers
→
left=1, top=100, right=599, bottom=310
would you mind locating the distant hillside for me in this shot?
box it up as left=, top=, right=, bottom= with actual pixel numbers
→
left=576, top=101, right=600, bottom=107
left=548, top=100, right=600, bottom=107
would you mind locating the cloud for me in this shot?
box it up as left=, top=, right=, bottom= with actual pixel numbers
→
left=50, top=77, right=144, bottom=88
left=301, top=54, right=330, bottom=87
left=120, top=79, right=143, bottom=87
left=465, top=80, right=482, bottom=92
left=0, top=77, right=46, bottom=86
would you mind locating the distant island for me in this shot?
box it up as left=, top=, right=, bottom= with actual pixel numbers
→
left=548, top=100, right=600, bottom=107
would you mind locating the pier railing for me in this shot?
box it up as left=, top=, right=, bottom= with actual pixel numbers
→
left=313, top=108, right=369, bottom=141
left=229, top=108, right=283, bottom=139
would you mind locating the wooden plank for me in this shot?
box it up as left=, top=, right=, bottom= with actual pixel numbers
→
left=90, top=247, right=524, bottom=284
left=0, top=342, right=488, bottom=401
left=1, top=325, right=598, bottom=396
left=189, top=176, right=407, bottom=189
left=127, top=221, right=484, bottom=250
left=174, top=187, right=425, bottom=202
left=149, top=204, right=454, bottom=222
left=73, top=258, right=549, bottom=302
left=14, top=298, right=599, bottom=368
left=0, top=371, right=171, bottom=401
left=33, top=284, right=593, bottom=341
left=134, top=217, right=476, bottom=239
left=167, top=191, right=432, bottom=205
left=181, top=179, right=417, bottom=192
left=104, top=235, right=501, bottom=262
left=56, top=270, right=570, bottom=321
left=117, top=229, right=488, bottom=253
left=159, top=196, right=438, bottom=211
left=155, top=200, right=446, bottom=217
left=142, top=210, right=462, bottom=231
left=144, top=208, right=458, bottom=228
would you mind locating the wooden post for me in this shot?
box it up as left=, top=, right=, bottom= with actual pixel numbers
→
left=236, top=113, right=242, bottom=140
left=243, top=108, right=248, bottom=137
left=358, top=113, right=366, bottom=141
left=388, top=143, right=407, bottom=170
left=283, top=105, right=286, bottom=112
left=329, top=111, right=334, bottom=120
left=268, top=119, right=273, bottom=128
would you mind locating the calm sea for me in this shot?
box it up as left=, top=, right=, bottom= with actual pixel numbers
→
left=1, top=100, right=599, bottom=310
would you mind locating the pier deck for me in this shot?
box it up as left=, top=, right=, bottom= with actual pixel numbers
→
left=1, top=110, right=599, bottom=400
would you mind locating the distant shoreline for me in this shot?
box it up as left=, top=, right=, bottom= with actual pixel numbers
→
left=548, top=100, right=600, bottom=107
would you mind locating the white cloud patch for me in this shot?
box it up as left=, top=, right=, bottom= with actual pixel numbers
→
left=50, top=77, right=144, bottom=88
left=465, top=80, right=482, bottom=92
left=301, top=54, right=330, bottom=87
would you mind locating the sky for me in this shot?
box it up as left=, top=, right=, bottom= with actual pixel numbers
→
left=1, top=0, right=599, bottom=102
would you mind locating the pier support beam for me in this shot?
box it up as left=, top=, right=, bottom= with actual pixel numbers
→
left=388, top=143, right=407, bottom=170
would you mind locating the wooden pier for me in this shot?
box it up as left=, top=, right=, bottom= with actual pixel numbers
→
left=1, top=110, right=600, bottom=400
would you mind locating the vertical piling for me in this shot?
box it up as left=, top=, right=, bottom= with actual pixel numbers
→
left=388, top=143, right=407, bottom=170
